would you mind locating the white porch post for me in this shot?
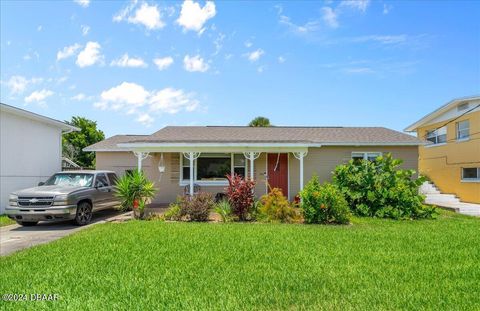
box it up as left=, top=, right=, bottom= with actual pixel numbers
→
left=293, top=151, right=307, bottom=191
left=183, top=152, right=201, bottom=196
left=189, top=152, right=194, bottom=196
left=243, top=152, right=261, bottom=180
left=133, top=151, right=149, bottom=173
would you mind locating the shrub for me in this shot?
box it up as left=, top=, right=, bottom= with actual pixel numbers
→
left=333, top=153, right=437, bottom=219
left=225, top=174, right=256, bottom=221
left=164, top=201, right=182, bottom=221
left=114, top=170, right=156, bottom=219
left=300, top=177, right=350, bottom=224
left=214, top=200, right=233, bottom=222
left=258, top=188, right=299, bottom=223
left=179, top=192, right=214, bottom=222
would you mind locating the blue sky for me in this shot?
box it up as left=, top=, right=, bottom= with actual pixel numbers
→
left=1, top=0, right=479, bottom=137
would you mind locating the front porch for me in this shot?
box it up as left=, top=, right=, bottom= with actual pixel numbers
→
left=122, top=144, right=310, bottom=202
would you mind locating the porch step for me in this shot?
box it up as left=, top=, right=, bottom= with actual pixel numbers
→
left=421, top=181, right=480, bottom=217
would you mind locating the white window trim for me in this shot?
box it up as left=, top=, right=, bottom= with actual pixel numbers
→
left=461, top=167, right=480, bottom=183
left=456, top=120, right=470, bottom=141
left=351, top=152, right=383, bottom=161
left=426, top=126, right=447, bottom=145
left=425, top=142, right=447, bottom=148
left=179, top=153, right=247, bottom=186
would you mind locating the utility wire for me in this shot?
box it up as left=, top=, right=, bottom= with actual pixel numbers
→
left=421, top=103, right=480, bottom=139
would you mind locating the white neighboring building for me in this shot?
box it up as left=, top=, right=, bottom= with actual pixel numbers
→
left=0, top=103, right=78, bottom=213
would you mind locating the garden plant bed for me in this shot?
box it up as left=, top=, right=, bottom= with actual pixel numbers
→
left=1, top=210, right=479, bottom=310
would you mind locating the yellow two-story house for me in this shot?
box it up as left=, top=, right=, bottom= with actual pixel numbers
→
left=405, top=96, right=480, bottom=203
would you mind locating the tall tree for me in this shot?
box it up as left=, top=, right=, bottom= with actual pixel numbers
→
left=62, top=116, right=105, bottom=168
left=248, top=116, right=271, bottom=127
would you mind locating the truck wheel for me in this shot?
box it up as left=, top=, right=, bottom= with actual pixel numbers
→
left=73, top=201, right=93, bottom=226
left=17, top=221, right=38, bottom=226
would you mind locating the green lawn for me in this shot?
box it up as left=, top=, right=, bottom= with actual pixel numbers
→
left=1, top=210, right=479, bottom=310
left=0, top=215, right=15, bottom=227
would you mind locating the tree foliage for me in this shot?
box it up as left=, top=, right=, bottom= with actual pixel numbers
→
left=248, top=116, right=271, bottom=127
left=62, top=116, right=105, bottom=167
left=333, top=154, right=437, bottom=219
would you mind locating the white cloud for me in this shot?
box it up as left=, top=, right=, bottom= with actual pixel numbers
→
left=321, top=7, right=339, bottom=28
left=149, top=88, right=199, bottom=113
left=136, top=113, right=154, bottom=126
left=100, top=82, right=150, bottom=109
left=71, top=93, right=86, bottom=101
left=153, top=56, right=174, bottom=70
left=183, top=55, right=209, bottom=72
left=74, top=0, right=90, bottom=8
left=114, top=2, right=164, bottom=30
left=37, top=25, right=43, bottom=31
left=57, top=43, right=81, bottom=61
left=76, top=41, right=102, bottom=67
left=111, top=54, right=147, bottom=68
left=24, top=89, right=54, bottom=103
left=245, top=49, right=264, bottom=62
left=94, top=82, right=200, bottom=126
left=340, top=0, right=370, bottom=12
left=81, top=25, right=90, bottom=36
left=343, top=67, right=375, bottom=74
left=279, top=15, right=319, bottom=34
left=278, top=56, right=286, bottom=63
left=352, top=35, right=407, bottom=45
left=176, top=0, right=216, bottom=33
left=244, top=40, right=253, bottom=48
left=5, top=75, right=42, bottom=94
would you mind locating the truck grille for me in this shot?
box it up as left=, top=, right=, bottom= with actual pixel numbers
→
left=17, top=196, right=54, bottom=207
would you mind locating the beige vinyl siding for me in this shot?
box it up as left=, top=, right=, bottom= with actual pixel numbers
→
left=289, top=146, right=418, bottom=197
left=95, top=146, right=418, bottom=204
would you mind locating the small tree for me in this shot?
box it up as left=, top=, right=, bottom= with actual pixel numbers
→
left=248, top=116, right=271, bottom=127
left=114, top=170, right=156, bottom=219
left=225, top=174, right=256, bottom=221
left=63, top=116, right=105, bottom=167
left=333, top=153, right=437, bottom=219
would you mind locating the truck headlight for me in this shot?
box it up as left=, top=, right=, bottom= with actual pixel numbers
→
left=53, top=194, right=69, bottom=206
left=9, top=194, right=18, bottom=206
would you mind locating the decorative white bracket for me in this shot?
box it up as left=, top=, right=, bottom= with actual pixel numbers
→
left=243, top=152, right=261, bottom=180
left=133, top=151, right=150, bottom=172
left=293, top=151, right=308, bottom=191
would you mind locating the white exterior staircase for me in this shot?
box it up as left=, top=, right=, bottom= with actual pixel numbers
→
left=420, top=181, right=480, bottom=217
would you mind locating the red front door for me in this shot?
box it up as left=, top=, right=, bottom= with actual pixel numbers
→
left=267, top=153, right=289, bottom=197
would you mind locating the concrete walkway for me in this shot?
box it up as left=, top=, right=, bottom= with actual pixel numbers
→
left=421, top=182, right=480, bottom=217
left=1, top=209, right=128, bottom=256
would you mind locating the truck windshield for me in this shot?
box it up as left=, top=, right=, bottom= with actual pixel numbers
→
left=44, top=173, right=94, bottom=187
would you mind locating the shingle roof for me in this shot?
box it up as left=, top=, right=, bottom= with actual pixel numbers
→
left=84, top=126, right=423, bottom=151
left=141, top=126, right=423, bottom=144
left=83, top=135, right=148, bottom=151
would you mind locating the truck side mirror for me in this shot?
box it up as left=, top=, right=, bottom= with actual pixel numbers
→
left=38, top=181, right=45, bottom=186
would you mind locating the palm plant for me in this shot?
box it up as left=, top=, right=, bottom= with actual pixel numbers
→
left=114, top=170, right=156, bottom=219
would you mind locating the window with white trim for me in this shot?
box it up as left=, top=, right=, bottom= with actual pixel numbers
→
left=426, top=126, right=447, bottom=145
left=181, top=153, right=247, bottom=183
left=461, top=168, right=480, bottom=181
left=233, top=154, right=246, bottom=177
left=351, top=152, right=382, bottom=164
left=456, top=120, right=469, bottom=140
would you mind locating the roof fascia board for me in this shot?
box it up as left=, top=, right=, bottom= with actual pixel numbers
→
left=404, top=96, right=480, bottom=132
left=1, top=103, right=79, bottom=132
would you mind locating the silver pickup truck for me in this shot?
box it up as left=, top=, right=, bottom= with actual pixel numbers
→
left=6, top=170, right=120, bottom=226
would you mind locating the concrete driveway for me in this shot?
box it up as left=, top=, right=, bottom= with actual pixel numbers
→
left=1, top=209, right=128, bottom=256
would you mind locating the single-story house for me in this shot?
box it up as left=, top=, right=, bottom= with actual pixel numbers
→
left=84, top=126, right=424, bottom=203
left=0, top=103, right=79, bottom=213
